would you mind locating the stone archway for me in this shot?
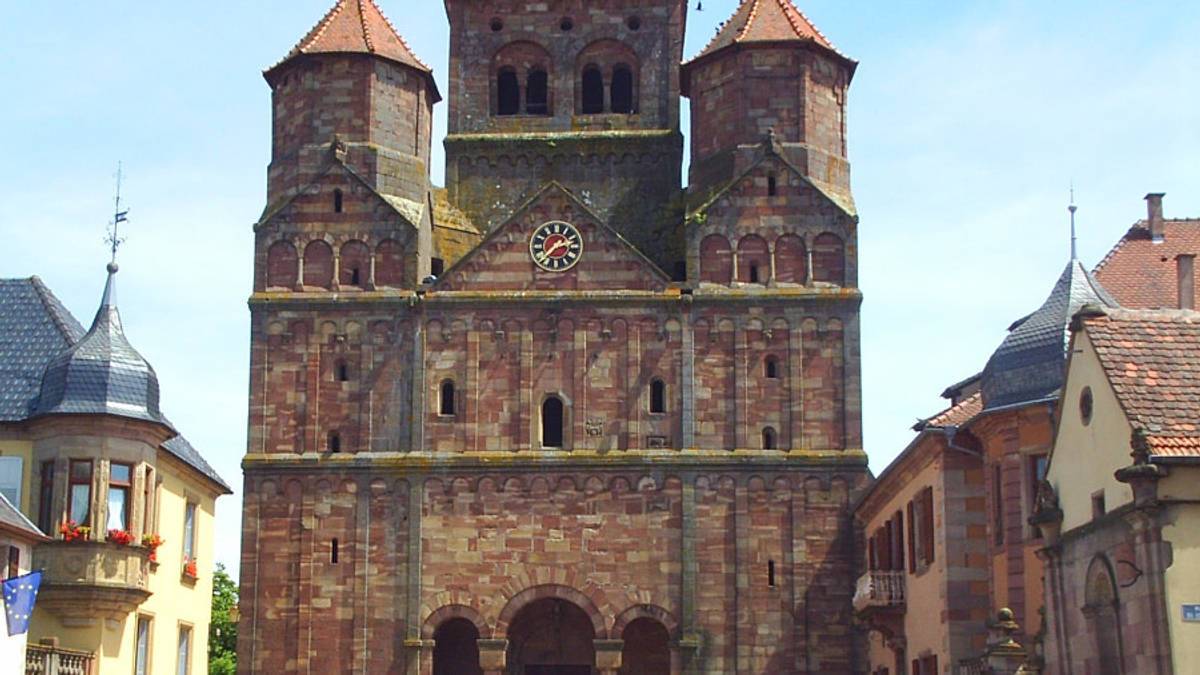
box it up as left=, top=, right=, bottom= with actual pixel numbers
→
left=506, top=597, right=595, bottom=675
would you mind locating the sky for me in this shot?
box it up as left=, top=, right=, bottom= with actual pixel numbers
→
left=1, top=1, right=1198, bottom=578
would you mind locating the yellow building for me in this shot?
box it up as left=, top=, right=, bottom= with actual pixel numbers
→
left=1037, top=306, right=1200, bottom=674
left=0, top=268, right=230, bottom=674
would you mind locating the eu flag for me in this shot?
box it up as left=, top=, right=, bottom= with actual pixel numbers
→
left=4, top=570, right=42, bottom=636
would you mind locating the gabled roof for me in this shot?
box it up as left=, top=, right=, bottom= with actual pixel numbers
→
left=435, top=181, right=671, bottom=289
left=684, top=0, right=853, bottom=71
left=0, top=492, right=46, bottom=542
left=1094, top=218, right=1200, bottom=309
left=1081, top=307, right=1200, bottom=457
left=922, top=392, right=983, bottom=429
left=982, top=259, right=1119, bottom=409
left=687, top=135, right=856, bottom=220
left=266, top=0, right=439, bottom=99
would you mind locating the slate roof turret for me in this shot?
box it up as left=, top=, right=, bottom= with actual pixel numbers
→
left=981, top=259, right=1118, bottom=409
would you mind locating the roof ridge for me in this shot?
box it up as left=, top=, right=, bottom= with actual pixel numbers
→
left=368, top=0, right=431, bottom=71
left=778, top=0, right=839, bottom=52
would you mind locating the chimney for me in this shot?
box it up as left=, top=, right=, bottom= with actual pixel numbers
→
left=1146, top=192, right=1166, bottom=242
left=1177, top=254, right=1195, bottom=310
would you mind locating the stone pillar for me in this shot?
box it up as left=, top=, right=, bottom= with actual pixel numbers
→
left=403, top=638, right=433, bottom=675
left=594, top=639, right=623, bottom=674
left=477, top=638, right=507, bottom=675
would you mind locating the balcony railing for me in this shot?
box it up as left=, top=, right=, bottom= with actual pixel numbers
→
left=852, top=570, right=906, bottom=612
left=956, top=659, right=985, bottom=675
left=33, top=540, right=152, bottom=620
left=25, top=643, right=95, bottom=675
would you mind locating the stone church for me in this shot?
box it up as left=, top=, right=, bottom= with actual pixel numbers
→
left=237, top=0, right=868, bottom=672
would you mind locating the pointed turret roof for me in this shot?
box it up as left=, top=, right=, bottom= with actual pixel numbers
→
left=34, top=263, right=164, bottom=424
left=686, top=0, right=851, bottom=67
left=268, top=0, right=432, bottom=77
left=981, top=260, right=1119, bottom=409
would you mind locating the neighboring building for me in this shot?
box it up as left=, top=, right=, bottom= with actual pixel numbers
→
left=1035, top=307, right=1200, bottom=675
left=238, top=0, right=870, bottom=673
left=0, top=492, right=49, bottom=668
left=854, top=389, right=987, bottom=675
left=0, top=269, right=230, bottom=674
left=856, top=227, right=1121, bottom=673
left=1094, top=193, right=1200, bottom=310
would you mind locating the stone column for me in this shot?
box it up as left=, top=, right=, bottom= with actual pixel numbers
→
left=594, top=639, right=623, bottom=674
left=477, top=638, right=507, bottom=675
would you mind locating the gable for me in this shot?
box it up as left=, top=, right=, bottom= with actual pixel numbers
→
left=688, top=152, right=855, bottom=225
left=257, top=161, right=425, bottom=235
left=436, top=184, right=669, bottom=292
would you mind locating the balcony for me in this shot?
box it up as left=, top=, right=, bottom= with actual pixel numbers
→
left=852, top=570, right=906, bottom=613
left=33, top=540, right=152, bottom=622
left=25, top=642, right=95, bottom=675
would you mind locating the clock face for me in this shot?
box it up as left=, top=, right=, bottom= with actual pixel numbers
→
left=529, top=220, right=583, bottom=272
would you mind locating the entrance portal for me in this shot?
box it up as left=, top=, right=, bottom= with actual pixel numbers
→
left=507, top=598, right=596, bottom=675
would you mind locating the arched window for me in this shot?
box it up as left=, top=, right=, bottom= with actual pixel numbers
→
left=440, top=381, right=456, bottom=416
left=581, top=66, right=604, bottom=114
left=497, top=67, right=520, bottom=115
left=433, top=618, right=483, bottom=675
left=611, top=64, right=634, bottom=113
left=762, top=427, right=777, bottom=450
left=339, top=240, right=370, bottom=289
left=774, top=234, right=807, bottom=284
left=266, top=241, right=298, bottom=289
left=526, top=68, right=549, bottom=115
left=620, top=618, right=670, bottom=675
left=327, top=431, right=341, bottom=453
left=649, top=378, right=666, bottom=414
left=335, top=361, right=349, bottom=382
left=812, top=233, right=846, bottom=285
left=303, top=240, right=334, bottom=288
left=700, top=234, right=733, bottom=284
left=541, top=396, right=565, bottom=448
left=737, top=234, right=770, bottom=284
left=765, top=356, right=779, bottom=379
left=333, top=188, right=344, bottom=213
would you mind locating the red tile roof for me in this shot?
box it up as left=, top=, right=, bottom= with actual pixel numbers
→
left=1093, top=219, right=1200, bottom=309
left=271, top=0, right=430, bottom=75
left=924, top=392, right=982, bottom=428
left=687, top=0, right=848, bottom=65
left=1082, top=308, right=1200, bottom=456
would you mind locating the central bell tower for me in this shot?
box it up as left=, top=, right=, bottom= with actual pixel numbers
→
left=442, top=0, right=687, bottom=267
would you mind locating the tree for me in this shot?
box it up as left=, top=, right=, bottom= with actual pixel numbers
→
left=209, top=563, right=238, bottom=675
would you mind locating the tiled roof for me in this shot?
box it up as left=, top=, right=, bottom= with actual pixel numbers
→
left=1094, top=219, right=1200, bottom=309
left=0, top=492, right=46, bottom=541
left=271, top=0, right=430, bottom=74
left=923, top=392, right=983, bottom=428
left=687, top=0, right=846, bottom=65
left=0, top=274, right=230, bottom=493
left=34, top=266, right=163, bottom=424
left=981, top=259, right=1119, bottom=409
left=1083, top=308, right=1200, bottom=456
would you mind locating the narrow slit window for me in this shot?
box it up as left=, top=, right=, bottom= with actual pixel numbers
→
left=333, top=189, right=343, bottom=213
left=431, top=258, right=445, bottom=277
left=765, top=356, right=779, bottom=379
left=767, top=173, right=777, bottom=196
left=331, top=538, right=339, bottom=564
left=611, top=64, right=634, bottom=114
left=762, top=427, right=777, bottom=450
left=526, top=69, right=549, bottom=115
left=650, top=378, right=666, bottom=414
left=335, top=361, right=349, bottom=382
left=440, top=381, right=456, bottom=416
left=349, top=268, right=361, bottom=286
left=768, top=560, right=776, bottom=587
left=328, top=432, right=341, bottom=453
left=749, top=264, right=760, bottom=284
left=542, top=396, right=565, bottom=448
left=581, top=66, right=604, bottom=114
left=497, top=68, right=519, bottom=115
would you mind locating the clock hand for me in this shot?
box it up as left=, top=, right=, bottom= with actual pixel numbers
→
left=544, top=239, right=569, bottom=257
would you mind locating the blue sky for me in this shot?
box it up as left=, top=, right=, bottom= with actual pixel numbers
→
left=2, top=1, right=1197, bottom=577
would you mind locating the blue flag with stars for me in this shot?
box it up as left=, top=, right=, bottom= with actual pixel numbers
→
left=4, top=570, right=42, bottom=636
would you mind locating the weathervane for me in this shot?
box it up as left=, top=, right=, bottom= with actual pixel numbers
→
left=1068, top=182, right=1077, bottom=261
left=105, top=162, right=130, bottom=265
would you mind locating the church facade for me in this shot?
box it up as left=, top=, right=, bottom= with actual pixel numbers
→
left=237, top=1, right=868, bottom=673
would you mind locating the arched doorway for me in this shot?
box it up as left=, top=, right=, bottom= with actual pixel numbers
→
left=433, top=618, right=482, bottom=675
left=619, top=617, right=669, bottom=674
left=507, top=598, right=595, bottom=675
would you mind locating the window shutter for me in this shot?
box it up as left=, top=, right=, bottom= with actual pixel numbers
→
left=906, top=501, right=916, bottom=573
left=893, top=512, right=905, bottom=571
left=922, top=487, right=935, bottom=564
